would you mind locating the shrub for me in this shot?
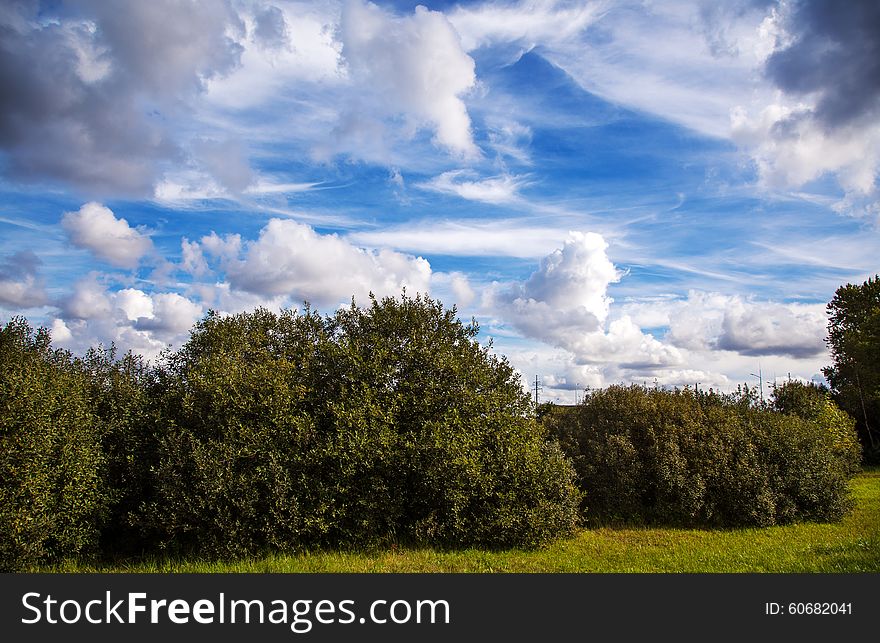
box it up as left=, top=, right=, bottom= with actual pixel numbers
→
left=546, top=385, right=857, bottom=528
left=145, top=295, right=580, bottom=555
left=0, top=319, right=107, bottom=570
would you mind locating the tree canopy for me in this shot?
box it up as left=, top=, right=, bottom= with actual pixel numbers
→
left=823, top=275, right=880, bottom=461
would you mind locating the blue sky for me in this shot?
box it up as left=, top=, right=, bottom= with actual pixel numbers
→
left=1, top=0, right=878, bottom=401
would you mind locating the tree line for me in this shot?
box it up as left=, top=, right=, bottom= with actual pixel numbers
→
left=1, top=277, right=876, bottom=570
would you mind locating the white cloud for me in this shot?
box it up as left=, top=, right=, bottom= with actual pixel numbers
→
left=216, top=218, right=432, bottom=307
left=731, top=104, right=880, bottom=201
left=430, top=270, right=476, bottom=309
left=134, top=292, right=203, bottom=336
left=488, top=231, right=683, bottom=370
left=181, top=238, right=209, bottom=277
left=417, top=170, right=528, bottom=204
left=54, top=279, right=203, bottom=359
left=61, top=202, right=153, bottom=269
left=338, top=0, right=479, bottom=158
left=503, top=231, right=619, bottom=329
left=349, top=220, right=568, bottom=258
left=60, top=275, right=113, bottom=320
left=621, top=290, right=828, bottom=359
left=449, top=0, right=604, bottom=53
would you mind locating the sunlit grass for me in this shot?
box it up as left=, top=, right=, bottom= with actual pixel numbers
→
left=41, top=468, right=880, bottom=573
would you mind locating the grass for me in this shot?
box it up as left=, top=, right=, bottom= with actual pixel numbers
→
left=40, top=468, right=880, bottom=574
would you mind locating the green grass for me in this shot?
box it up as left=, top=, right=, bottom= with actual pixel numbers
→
left=40, top=468, right=880, bottom=573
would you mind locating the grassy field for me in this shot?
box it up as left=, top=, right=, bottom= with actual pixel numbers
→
left=41, top=468, right=880, bottom=573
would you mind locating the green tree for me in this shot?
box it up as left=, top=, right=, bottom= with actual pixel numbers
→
left=545, top=384, right=857, bottom=528
left=0, top=318, right=107, bottom=570
left=77, top=345, right=156, bottom=554
left=771, top=380, right=861, bottom=473
left=145, top=294, right=580, bottom=555
left=823, top=275, right=880, bottom=462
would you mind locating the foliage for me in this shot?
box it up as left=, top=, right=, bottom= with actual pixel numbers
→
left=143, top=295, right=580, bottom=556
left=546, top=385, right=857, bottom=528
left=823, top=275, right=880, bottom=463
left=0, top=318, right=107, bottom=570
left=37, top=469, right=880, bottom=574
left=771, top=380, right=862, bottom=474
left=77, top=346, right=157, bottom=553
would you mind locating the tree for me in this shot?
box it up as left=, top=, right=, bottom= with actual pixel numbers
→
left=144, top=294, right=580, bottom=554
left=823, top=275, right=880, bottom=462
left=0, top=318, right=108, bottom=570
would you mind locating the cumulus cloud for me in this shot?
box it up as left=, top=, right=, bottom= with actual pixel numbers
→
left=503, top=231, right=619, bottom=332
left=731, top=0, right=880, bottom=202
left=489, top=231, right=683, bottom=369
left=61, top=202, right=153, bottom=269
left=624, top=290, right=828, bottom=359
left=60, top=275, right=113, bottom=321
left=0, top=0, right=243, bottom=194
left=715, top=298, right=827, bottom=359
left=180, top=238, right=210, bottom=277
left=54, top=278, right=203, bottom=359
left=0, top=250, right=47, bottom=308
left=417, top=170, right=528, bottom=204
left=203, top=218, right=432, bottom=308
left=338, top=0, right=479, bottom=158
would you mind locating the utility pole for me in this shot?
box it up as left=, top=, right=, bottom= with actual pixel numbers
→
left=750, top=365, right=764, bottom=403
left=534, top=375, right=541, bottom=408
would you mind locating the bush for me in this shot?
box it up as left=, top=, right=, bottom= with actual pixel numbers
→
left=546, top=385, right=857, bottom=528
left=0, top=319, right=107, bottom=570
left=771, top=380, right=862, bottom=474
left=145, top=295, right=580, bottom=555
left=77, top=346, right=158, bottom=554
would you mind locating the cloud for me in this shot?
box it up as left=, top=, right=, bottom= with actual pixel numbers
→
left=623, top=290, right=828, bottom=359
left=430, top=270, right=476, bottom=309
left=505, top=231, right=620, bottom=328
left=0, top=0, right=243, bottom=195
left=251, top=4, right=290, bottom=51
left=209, top=218, right=432, bottom=307
left=729, top=0, right=880, bottom=202
left=0, top=250, right=47, bottom=308
left=133, top=292, right=204, bottom=336
left=54, top=278, right=203, bottom=359
left=731, top=104, right=880, bottom=195
left=489, top=231, right=681, bottom=369
left=349, top=220, right=567, bottom=258
left=192, top=138, right=254, bottom=194
left=715, top=298, right=827, bottom=359
left=449, top=0, right=604, bottom=53
left=338, top=0, right=479, bottom=158
left=417, top=170, right=528, bottom=204
left=765, top=0, right=880, bottom=130
left=180, top=238, right=209, bottom=277
left=61, top=202, right=153, bottom=269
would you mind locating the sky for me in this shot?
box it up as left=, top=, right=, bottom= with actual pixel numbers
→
left=1, top=0, right=878, bottom=402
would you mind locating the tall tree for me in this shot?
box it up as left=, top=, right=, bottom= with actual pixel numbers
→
left=823, top=275, right=880, bottom=461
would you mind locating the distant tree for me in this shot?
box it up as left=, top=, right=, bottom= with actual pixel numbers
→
left=823, top=275, right=880, bottom=462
